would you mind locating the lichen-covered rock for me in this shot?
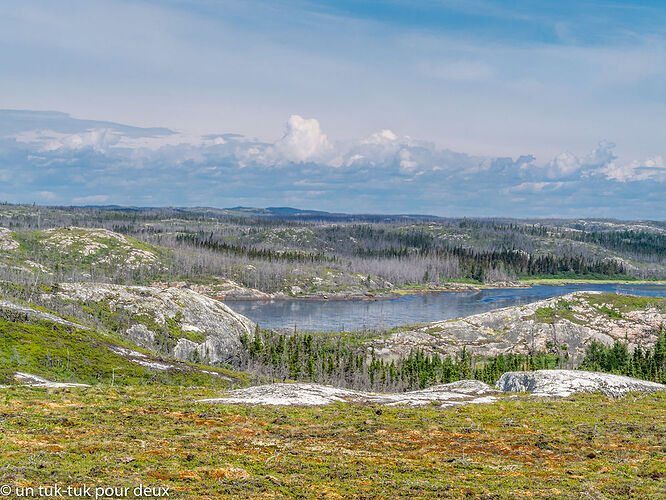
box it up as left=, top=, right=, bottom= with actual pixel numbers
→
left=198, top=380, right=500, bottom=407
left=41, top=227, right=158, bottom=270
left=44, top=282, right=255, bottom=365
left=0, top=227, right=19, bottom=251
left=372, top=292, right=666, bottom=362
left=495, top=369, right=666, bottom=398
left=13, top=372, right=90, bottom=388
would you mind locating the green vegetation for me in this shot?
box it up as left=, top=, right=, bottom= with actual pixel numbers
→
left=586, top=293, right=666, bottom=314
left=531, top=299, right=582, bottom=324
left=3, top=204, right=666, bottom=297
left=0, top=313, right=242, bottom=388
left=239, top=328, right=570, bottom=391
left=580, top=332, right=666, bottom=383
left=0, top=385, right=663, bottom=498
left=520, top=278, right=666, bottom=285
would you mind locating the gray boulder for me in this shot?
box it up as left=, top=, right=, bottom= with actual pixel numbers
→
left=496, top=369, right=666, bottom=398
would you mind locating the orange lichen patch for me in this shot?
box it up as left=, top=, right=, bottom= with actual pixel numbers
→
left=209, top=465, right=251, bottom=480
left=41, top=401, right=79, bottom=409
left=147, top=471, right=171, bottom=480
left=233, top=427, right=259, bottom=437
left=177, top=470, right=202, bottom=481
left=193, top=419, right=218, bottom=426
left=43, top=444, right=65, bottom=452
left=143, top=449, right=173, bottom=456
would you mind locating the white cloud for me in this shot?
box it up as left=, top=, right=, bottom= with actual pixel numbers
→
left=274, top=115, right=331, bottom=163
left=2, top=109, right=665, bottom=218
left=36, top=190, right=58, bottom=201
left=15, top=128, right=121, bottom=152
left=603, top=155, right=666, bottom=182
left=398, top=149, right=418, bottom=172
left=542, top=141, right=616, bottom=179
left=506, top=181, right=567, bottom=194
left=362, top=129, right=398, bottom=145
left=545, top=151, right=580, bottom=179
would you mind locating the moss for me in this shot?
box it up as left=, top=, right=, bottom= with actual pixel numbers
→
left=0, top=316, right=242, bottom=387
left=533, top=306, right=556, bottom=324
left=586, top=293, right=666, bottom=314
left=531, top=299, right=588, bottom=325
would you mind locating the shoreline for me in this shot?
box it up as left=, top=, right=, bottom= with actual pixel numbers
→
left=219, top=279, right=666, bottom=302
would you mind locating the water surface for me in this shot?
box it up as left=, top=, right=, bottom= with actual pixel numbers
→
left=225, top=284, right=666, bottom=332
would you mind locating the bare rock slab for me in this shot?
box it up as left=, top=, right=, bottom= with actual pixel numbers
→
left=495, top=369, right=666, bottom=398
left=198, top=380, right=500, bottom=407
left=12, top=372, right=90, bottom=388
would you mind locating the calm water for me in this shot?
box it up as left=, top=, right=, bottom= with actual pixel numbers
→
left=225, top=284, right=666, bottom=332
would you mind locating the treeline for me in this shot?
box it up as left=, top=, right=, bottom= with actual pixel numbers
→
left=238, top=327, right=666, bottom=391
left=2, top=205, right=664, bottom=291
left=237, top=328, right=567, bottom=392
left=579, top=332, right=666, bottom=383
left=174, top=232, right=336, bottom=264
left=356, top=245, right=627, bottom=282
left=520, top=225, right=666, bottom=259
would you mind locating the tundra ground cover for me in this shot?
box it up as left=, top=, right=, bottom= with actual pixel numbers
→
left=0, top=385, right=664, bottom=499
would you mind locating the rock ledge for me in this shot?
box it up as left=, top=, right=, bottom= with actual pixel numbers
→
left=496, top=369, right=666, bottom=398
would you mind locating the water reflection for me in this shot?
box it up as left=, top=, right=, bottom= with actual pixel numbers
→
left=225, top=284, right=666, bottom=332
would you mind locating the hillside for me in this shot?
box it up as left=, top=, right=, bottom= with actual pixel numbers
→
left=0, top=226, right=165, bottom=281
left=0, top=283, right=257, bottom=387
left=0, top=304, right=244, bottom=388
left=1, top=205, right=665, bottom=301
left=373, top=292, right=666, bottom=362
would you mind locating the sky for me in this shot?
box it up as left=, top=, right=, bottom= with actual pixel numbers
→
left=0, top=0, right=665, bottom=218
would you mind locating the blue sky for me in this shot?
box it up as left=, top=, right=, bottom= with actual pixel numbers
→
left=0, top=0, right=665, bottom=218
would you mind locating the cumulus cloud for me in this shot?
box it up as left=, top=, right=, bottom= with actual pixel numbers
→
left=1, top=110, right=664, bottom=218
left=602, top=155, right=666, bottom=182
left=541, top=140, right=616, bottom=180
left=273, top=115, right=331, bottom=163
left=362, top=129, right=398, bottom=145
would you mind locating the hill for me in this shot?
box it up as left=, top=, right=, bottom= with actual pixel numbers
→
left=0, top=283, right=255, bottom=387
left=373, top=292, right=666, bottom=362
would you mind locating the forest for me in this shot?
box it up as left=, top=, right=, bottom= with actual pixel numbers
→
left=0, top=204, right=665, bottom=293
left=237, top=326, right=666, bottom=391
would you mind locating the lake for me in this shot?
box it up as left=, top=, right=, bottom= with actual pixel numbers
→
left=224, top=283, right=666, bottom=332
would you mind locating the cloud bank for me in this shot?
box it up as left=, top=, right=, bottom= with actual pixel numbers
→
left=0, top=110, right=663, bottom=219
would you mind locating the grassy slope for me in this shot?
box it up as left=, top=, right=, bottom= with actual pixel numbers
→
left=0, top=317, right=244, bottom=388
left=0, top=386, right=663, bottom=499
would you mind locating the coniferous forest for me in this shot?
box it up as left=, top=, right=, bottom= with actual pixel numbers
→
left=238, top=327, right=666, bottom=391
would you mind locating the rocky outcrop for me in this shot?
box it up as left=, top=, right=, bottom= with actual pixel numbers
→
left=198, top=380, right=500, bottom=407
left=198, top=370, right=666, bottom=407
left=12, top=372, right=90, bottom=388
left=372, top=292, right=666, bottom=362
left=0, top=299, right=90, bottom=330
left=0, top=228, right=19, bottom=251
left=151, top=280, right=272, bottom=300
left=496, top=369, right=666, bottom=398
left=43, top=283, right=255, bottom=365
left=42, top=227, right=158, bottom=270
